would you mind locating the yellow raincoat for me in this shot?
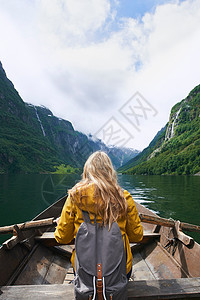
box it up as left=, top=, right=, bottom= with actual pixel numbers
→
left=54, top=183, right=143, bottom=274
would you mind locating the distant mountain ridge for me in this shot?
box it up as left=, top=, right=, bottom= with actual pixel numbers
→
left=119, top=85, right=200, bottom=175
left=0, top=61, right=139, bottom=173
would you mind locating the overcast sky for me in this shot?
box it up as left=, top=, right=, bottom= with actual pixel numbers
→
left=0, top=0, right=200, bottom=150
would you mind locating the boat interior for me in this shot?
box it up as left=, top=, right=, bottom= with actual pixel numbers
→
left=1, top=196, right=200, bottom=299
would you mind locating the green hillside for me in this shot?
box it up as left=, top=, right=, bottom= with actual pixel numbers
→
left=0, top=62, right=61, bottom=173
left=118, top=126, right=166, bottom=173
left=0, top=61, right=138, bottom=173
left=119, top=84, right=200, bottom=175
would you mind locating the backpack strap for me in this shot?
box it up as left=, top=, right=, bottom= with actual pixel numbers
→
left=123, top=234, right=128, bottom=263
left=97, top=263, right=103, bottom=300
left=81, top=210, right=91, bottom=224
left=81, top=210, right=97, bottom=224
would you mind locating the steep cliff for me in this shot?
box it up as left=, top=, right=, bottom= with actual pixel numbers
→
left=119, top=84, right=200, bottom=175
left=0, top=62, right=60, bottom=173
left=0, top=61, right=138, bottom=173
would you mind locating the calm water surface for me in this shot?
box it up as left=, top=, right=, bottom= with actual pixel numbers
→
left=0, top=174, right=200, bottom=244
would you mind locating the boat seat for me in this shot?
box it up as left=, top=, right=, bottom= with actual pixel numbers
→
left=35, top=231, right=160, bottom=245
left=1, top=277, right=200, bottom=299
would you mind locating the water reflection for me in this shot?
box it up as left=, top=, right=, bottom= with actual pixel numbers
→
left=118, top=174, right=200, bottom=243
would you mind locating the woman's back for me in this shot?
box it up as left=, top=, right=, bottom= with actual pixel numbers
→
left=55, top=180, right=143, bottom=274
left=55, top=151, right=143, bottom=276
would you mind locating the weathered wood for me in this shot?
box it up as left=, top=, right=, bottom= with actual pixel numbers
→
left=0, top=195, right=67, bottom=286
left=43, top=256, right=69, bottom=284
left=128, top=277, right=200, bottom=299
left=14, top=244, right=70, bottom=285
left=35, top=232, right=56, bottom=240
left=174, top=220, right=194, bottom=246
left=0, top=243, right=30, bottom=286
left=132, top=252, right=156, bottom=281
left=35, top=231, right=160, bottom=248
left=6, top=245, right=38, bottom=286
left=0, top=284, right=74, bottom=300
left=2, top=232, right=35, bottom=250
left=1, top=278, right=200, bottom=300
left=51, top=245, right=74, bottom=258
left=35, top=232, right=75, bottom=247
left=140, top=232, right=160, bottom=244
left=141, top=240, right=190, bottom=279
left=2, top=236, right=19, bottom=250
left=176, top=230, right=194, bottom=246
left=35, top=232, right=60, bottom=247
left=140, top=213, right=200, bottom=233
left=0, top=218, right=55, bottom=235
left=1, top=194, right=200, bottom=292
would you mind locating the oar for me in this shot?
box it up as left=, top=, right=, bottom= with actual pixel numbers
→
left=0, top=218, right=56, bottom=235
left=140, top=213, right=200, bottom=233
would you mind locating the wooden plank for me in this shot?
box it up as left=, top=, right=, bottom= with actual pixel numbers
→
left=174, top=239, right=200, bottom=278
left=36, top=231, right=160, bottom=239
left=0, top=244, right=29, bottom=286
left=35, top=231, right=160, bottom=246
left=6, top=245, right=39, bottom=286
left=2, top=232, right=35, bottom=250
left=0, top=284, right=74, bottom=300
left=141, top=241, right=189, bottom=279
left=159, top=226, right=200, bottom=278
left=0, top=218, right=55, bottom=235
left=35, top=232, right=75, bottom=247
left=140, top=213, right=200, bottom=233
left=1, top=278, right=200, bottom=299
left=36, top=232, right=160, bottom=241
left=142, top=232, right=161, bottom=238
left=14, top=246, right=55, bottom=285
left=132, top=252, right=156, bottom=281
left=35, top=232, right=56, bottom=240
left=51, top=245, right=74, bottom=258
left=14, top=244, right=69, bottom=285
left=2, top=236, right=19, bottom=250
left=43, top=256, right=70, bottom=284
left=140, top=232, right=160, bottom=244
left=127, top=277, right=200, bottom=299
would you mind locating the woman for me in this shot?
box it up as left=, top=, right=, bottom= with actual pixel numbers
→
left=54, top=151, right=143, bottom=278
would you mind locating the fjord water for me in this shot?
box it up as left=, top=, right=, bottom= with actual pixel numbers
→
left=0, top=174, right=200, bottom=244
left=0, top=173, right=81, bottom=245
left=118, top=174, right=200, bottom=243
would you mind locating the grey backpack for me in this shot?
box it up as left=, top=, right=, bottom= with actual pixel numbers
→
left=74, top=210, right=128, bottom=300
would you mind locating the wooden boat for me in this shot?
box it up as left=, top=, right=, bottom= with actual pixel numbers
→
left=0, top=194, right=200, bottom=299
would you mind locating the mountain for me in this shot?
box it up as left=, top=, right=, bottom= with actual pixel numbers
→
left=0, top=61, right=139, bottom=173
left=119, top=84, right=200, bottom=175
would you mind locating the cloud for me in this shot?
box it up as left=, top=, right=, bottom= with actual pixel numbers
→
left=37, top=0, right=112, bottom=46
left=0, top=0, right=200, bottom=150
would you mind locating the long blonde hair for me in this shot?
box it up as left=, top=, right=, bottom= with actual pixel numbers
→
left=69, top=151, right=127, bottom=227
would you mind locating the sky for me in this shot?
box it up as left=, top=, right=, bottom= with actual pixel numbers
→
left=0, top=0, right=200, bottom=150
